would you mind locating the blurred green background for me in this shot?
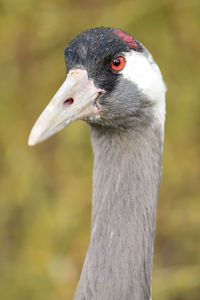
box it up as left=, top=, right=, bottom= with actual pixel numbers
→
left=0, top=0, right=200, bottom=299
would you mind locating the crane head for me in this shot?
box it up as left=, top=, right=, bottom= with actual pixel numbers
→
left=28, top=27, right=166, bottom=146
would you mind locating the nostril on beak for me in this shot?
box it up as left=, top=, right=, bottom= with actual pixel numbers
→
left=63, top=98, right=74, bottom=107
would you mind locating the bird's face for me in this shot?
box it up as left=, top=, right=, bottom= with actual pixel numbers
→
left=28, top=27, right=166, bottom=145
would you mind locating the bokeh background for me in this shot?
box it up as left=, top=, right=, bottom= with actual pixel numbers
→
left=0, top=0, right=200, bottom=299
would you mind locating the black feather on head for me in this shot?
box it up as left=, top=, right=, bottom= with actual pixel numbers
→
left=64, top=27, right=143, bottom=92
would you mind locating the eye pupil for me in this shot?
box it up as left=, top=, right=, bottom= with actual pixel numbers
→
left=114, top=59, right=120, bottom=66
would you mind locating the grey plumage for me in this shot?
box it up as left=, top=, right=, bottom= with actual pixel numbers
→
left=74, top=123, right=163, bottom=300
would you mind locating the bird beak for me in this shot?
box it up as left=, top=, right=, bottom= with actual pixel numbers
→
left=28, top=69, right=104, bottom=146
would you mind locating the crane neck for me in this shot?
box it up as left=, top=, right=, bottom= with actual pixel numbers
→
left=74, top=123, right=163, bottom=300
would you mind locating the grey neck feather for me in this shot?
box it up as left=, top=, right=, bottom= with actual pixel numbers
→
left=74, top=123, right=163, bottom=300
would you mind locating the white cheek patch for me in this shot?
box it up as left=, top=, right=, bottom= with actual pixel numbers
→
left=121, top=50, right=166, bottom=129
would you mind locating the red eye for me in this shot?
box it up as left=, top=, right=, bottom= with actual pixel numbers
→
left=110, top=56, right=125, bottom=71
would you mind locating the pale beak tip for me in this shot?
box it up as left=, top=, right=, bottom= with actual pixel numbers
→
left=28, top=140, right=35, bottom=146
left=28, top=135, right=37, bottom=146
left=28, top=129, right=40, bottom=146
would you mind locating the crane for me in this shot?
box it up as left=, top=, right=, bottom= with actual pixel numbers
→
left=28, top=27, right=166, bottom=300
